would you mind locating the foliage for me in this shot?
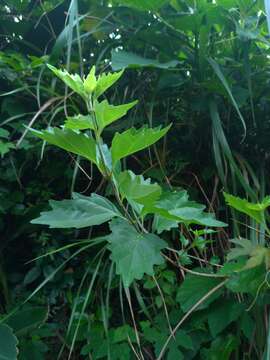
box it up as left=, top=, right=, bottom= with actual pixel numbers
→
left=1, top=0, right=270, bottom=358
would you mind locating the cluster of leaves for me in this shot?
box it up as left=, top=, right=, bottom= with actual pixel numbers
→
left=1, top=0, right=270, bottom=359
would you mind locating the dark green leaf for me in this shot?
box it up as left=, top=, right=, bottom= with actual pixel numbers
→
left=106, top=218, right=166, bottom=287
left=0, top=324, right=18, bottom=360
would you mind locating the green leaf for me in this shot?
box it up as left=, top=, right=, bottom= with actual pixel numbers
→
left=208, top=58, right=246, bottom=138
left=95, top=99, right=137, bottom=133
left=111, top=125, right=171, bottom=164
left=95, top=70, right=124, bottom=98
left=5, top=307, right=48, bottom=337
left=111, top=50, right=179, bottom=70
left=83, top=65, right=97, bottom=93
left=201, top=335, right=238, bottom=360
left=152, top=191, right=226, bottom=233
left=64, top=114, right=95, bottom=131
left=0, top=141, right=15, bottom=158
left=47, top=64, right=85, bottom=98
left=227, top=238, right=270, bottom=270
left=176, top=272, right=223, bottom=312
left=31, top=193, right=121, bottom=229
left=117, top=170, right=161, bottom=205
left=30, top=127, right=97, bottom=164
left=224, top=192, right=270, bottom=224
left=106, top=218, right=166, bottom=287
left=112, top=0, right=168, bottom=11
left=0, top=324, right=18, bottom=360
left=226, top=265, right=265, bottom=295
left=208, top=300, right=244, bottom=337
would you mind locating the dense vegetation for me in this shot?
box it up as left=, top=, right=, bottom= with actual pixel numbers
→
left=1, top=0, right=270, bottom=358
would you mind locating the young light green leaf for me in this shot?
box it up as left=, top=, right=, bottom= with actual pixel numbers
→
left=95, top=69, right=124, bottom=98
left=95, top=99, right=137, bottom=133
left=111, top=124, right=171, bottom=164
left=0, top=324, right=18, bottom=360
left=30, top=127, right=97, bottom=164
left=117, top=170, right=161, bottom=206
left=224, top=192, right=270, bottom=223
left=31, top=193, right=121, bottom=228
left=64, top=114, right=95, bottom=131
left=84, top=65, right=97, bottom=93
left=106, top=218, right=166, bottom=287
left=47, top=64, right=85, bottom=98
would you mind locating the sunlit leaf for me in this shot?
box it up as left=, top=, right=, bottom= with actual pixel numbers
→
left=65, top=114, right=95, bottom=131
left=95, top=70, right=124, bottom=98
left=111, top=125, right=171, bottom=164
left=224, top=192, right=270, bottom=223
left=95, top=99, right=137, bottom=133
left=84, top=65, right=97, bottom=93
left=30, top=127, right=97, bottom=164
left=47, top=64, right=85, bottom=98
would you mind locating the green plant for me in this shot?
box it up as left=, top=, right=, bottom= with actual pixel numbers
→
left=29, top=64, right=227, bottom=357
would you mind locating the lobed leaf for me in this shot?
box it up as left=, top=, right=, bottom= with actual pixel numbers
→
left=31, top=193, right=121, bottom=229
left=106, top=218, right=166, bottom=287
left=111, top=125, right=171, bottom=164
left=95, top=99, right=137, bottom=133
left=30, top=127, right=97, bottom=164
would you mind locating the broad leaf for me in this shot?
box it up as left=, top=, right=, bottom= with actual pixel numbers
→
left=30, top=127, right=97, bottom=164
left=31, top=193, right=121, bottom=228
left=176, top=272, right=223, bottom=312
left=111, top=125, right=171, bottom=163
left=152, top=191, right=226, bottom=233
left=227, top=238, right=270, bottom=270
left=117, top=170, right=161, bottom=206
left=0, top=324, right=18, bottom=360
left=208, top=300, right=244, bottom=337
left=5, top=307, right=48, bottom=337
left=95, top=70, right=124, bottom=98
left=224, top=192, right=270, bottom=224
left=112, top=0, right=168, bottom=11
left=65, top=114, right=95, bottom=131
left=47, top=64, right=85, bottom=98
left=106, top=218, right=166, bottom=287
left=111, top=50, right=178, bottom=70
left=95, top=100, right=137, bottom=133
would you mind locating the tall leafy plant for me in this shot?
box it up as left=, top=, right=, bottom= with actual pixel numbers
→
left=30, top=64, right=224, bottom=289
